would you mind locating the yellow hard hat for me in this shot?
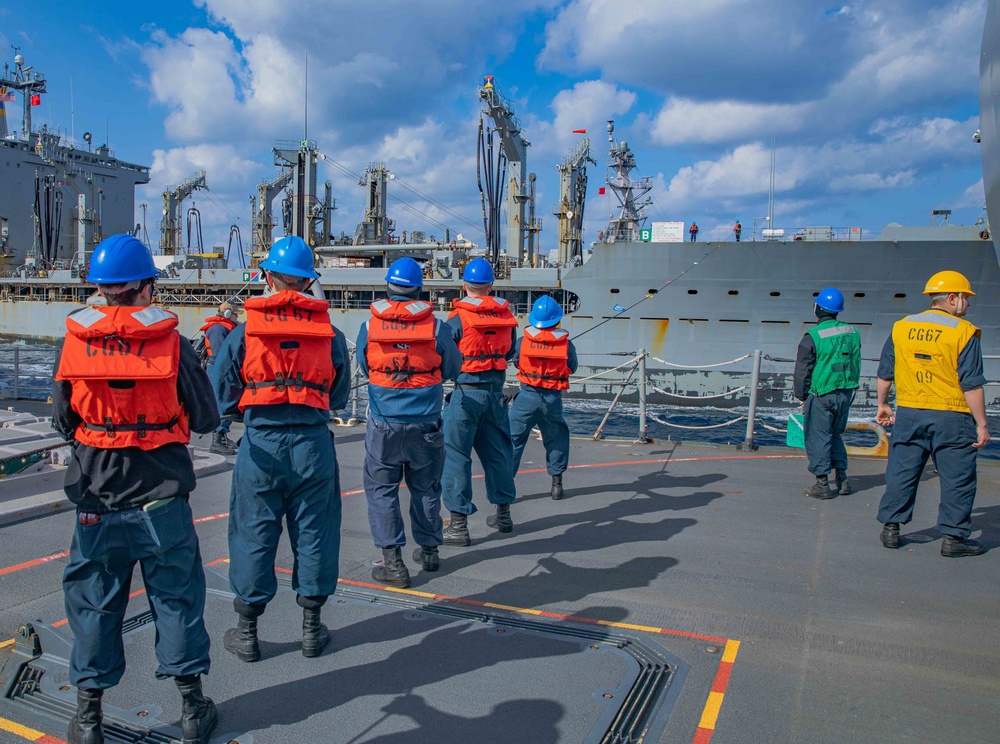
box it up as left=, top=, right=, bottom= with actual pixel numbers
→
left=923, top=270, right=975, bottom=296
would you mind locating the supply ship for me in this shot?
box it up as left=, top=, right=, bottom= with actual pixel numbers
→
left=1, top=49, right=998, bottom=407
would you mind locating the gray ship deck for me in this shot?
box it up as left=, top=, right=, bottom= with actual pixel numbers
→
left=0, top=424, right=998, bottom=744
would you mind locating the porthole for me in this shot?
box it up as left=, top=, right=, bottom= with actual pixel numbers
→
left=610, top=288, right=620, bottom=294
left=687, top=289, right=698, bottom=295
left=647, top=288, right=658, bottom=295
left=770, top=291, right=781, bottom=297
left=894, top=293, right=906, bottom=299
left=854, top=292, right=865, bottom=298
left=812, top=291, right=819, bottom=297
left=728, top=290, right=739, bottom=296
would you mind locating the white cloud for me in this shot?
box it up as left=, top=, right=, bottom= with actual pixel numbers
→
left=651, top=98, right=811, bottom=146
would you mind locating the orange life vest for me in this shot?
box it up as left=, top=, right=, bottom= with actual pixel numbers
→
left=449, top=296, right=518, bottom=373
left=239, top=291, right=335, bottom=411
left=366, top=299, right=442, bottom=388
left=198, top=315, right=237, bottom=358
left=516, top=327, right=572, bottom=391
left=55, top=306, right=190, bottom=450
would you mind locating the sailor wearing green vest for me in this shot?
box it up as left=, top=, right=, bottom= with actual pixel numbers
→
left=793, top=287, right=861, bottom=499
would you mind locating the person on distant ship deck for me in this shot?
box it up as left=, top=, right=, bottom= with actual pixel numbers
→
left=689, top=222, right=699, bottom=242
left=875, top=270, right=990, bottom=558
left=733, top=221, right=742, bottom=241
left=793, top=287, right=861, bottom=499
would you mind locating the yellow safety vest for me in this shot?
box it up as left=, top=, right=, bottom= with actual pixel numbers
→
left=891, top=309, right=980, bottom=413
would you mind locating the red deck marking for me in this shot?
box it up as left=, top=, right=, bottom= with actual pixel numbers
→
left=193, top=512, right=229, bottom=524
left=0, top=551, right=70, bottom=577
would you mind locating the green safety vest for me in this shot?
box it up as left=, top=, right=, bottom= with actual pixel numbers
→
left=806, top=319, right=861, bottom=396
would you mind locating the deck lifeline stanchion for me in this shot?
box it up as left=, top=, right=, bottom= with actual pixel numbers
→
left=744, top=349, right=762, bottom=449
left=12, top=347, right=19, bottom=401
left=637, top=348, right=649, bottom=443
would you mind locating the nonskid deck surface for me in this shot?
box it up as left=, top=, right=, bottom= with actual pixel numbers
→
left=0, top=427, right=998, bottom=743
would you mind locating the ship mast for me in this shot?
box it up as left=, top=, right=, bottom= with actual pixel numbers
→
left=603, top=120, right=652, bottom=243
left=0, top=48, right=47, bottom=140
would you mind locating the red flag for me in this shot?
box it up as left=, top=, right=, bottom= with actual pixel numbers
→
left=572, top=128, right=586, bottom=134
left=598, top=187, right=606, bottom=195
left=30, top=94, right=41, bottom=106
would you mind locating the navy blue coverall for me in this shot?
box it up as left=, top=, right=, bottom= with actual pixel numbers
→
left=356, top=303, right=462, bottom=549
left=204, top=320, right=235, bottom=435
left=509, top=335, right=579, bottom=476
left=211, top=323, right=350, bottom=614
left=875, top=334, right=986, bottom=538
left=441, top=315, right=518, bottom=516
left=52, top=336, right=220, bottom=689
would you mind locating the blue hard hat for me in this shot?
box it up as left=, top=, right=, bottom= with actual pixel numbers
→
left=815, top=287, right=845, bottom=313
left=464, top=257, right=495, bottom=284
left=86, top=234, right=159, bottom=285
left=260, top=236, right=319, bottom=279
left=529, top=296, right=563, bottom=329
left=385, top=257, right=423, bottom=287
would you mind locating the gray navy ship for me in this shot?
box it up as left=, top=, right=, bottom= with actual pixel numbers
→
left=1, top=44, right=998, bottom=408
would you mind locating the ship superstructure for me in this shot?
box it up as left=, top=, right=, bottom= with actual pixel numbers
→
left=0, top=51, right=149, bottom=271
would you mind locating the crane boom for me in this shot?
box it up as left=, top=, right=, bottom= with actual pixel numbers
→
left=479, top=77, right=530, bottom=265
left=159, top=171, right=207, bottom=255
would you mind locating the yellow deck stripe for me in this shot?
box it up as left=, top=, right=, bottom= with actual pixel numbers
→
left=0, top=638, right=14, bottom=650
left=722, top=639, right=740, bottom=663
left=697, top=691, right=725, bottom=730
left=0, top=715, right=45, bottom=740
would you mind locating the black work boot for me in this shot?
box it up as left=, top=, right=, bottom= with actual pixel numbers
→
left=941, top=535, right=986, bottom=558
left=550, top=474, right=564, bottom=500
left=412, top=545, right=440, bottom=572
left=486, top=503, right=513, bottom=533
left=67, top=688, right=104, bottom=744
left=301, top=607, right=331, bottom=657
left=880, top=523, right=900, bottom=549
left=803, top=475, right=833, bottom=499
left=442, top=512, right=471, bottom=547
left=834, top=469, right=852, bottom=495
left=372, top=546, right=411, bottom=588
left=175, top=675, right=218, bottom=744
left=209, top=430, right=237, bottom=455
left=223, top=615, right=260, bottom=662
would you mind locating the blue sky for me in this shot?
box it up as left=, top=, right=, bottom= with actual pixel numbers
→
left=0, top=0, right=989, bottom=252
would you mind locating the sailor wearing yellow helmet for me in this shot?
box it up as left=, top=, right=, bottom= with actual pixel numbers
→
left=875, top=270, right=991, bottom=557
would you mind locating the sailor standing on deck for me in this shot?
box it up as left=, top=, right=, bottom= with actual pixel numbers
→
left=52, top=234, right=219, bottom=744
left=793, top=287, right=861, bottom=499
left=356, top=257, right=461, bottom=588
left=210, top=236, right=351, bottom=660
left=875, top=271, right=990, bottom=557
left=510, top=296, right=579, bottom=500
left=441, top=257, right=519, bottom=546
left=199, top=301, right=240, bottom=455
